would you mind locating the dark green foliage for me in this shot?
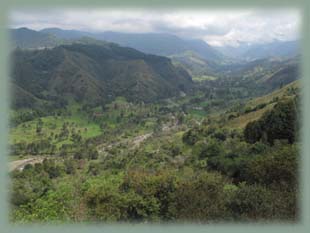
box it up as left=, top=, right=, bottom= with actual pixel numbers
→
left=11, top=140, right=54, bottom=155
left=244, top=99, right=298, bottom=144
left=87, top=162, right=100, bottom=176
left=88, top=148, right=99, bottom=160
left=64, top=159, right=76, bottom=175
left=11, top=170, right=52, bottom=207
left=244, top=120, right=263, bottom=144
left=73, top=151, right=83, bottom=160
left=261, top=99, right=297, bottom=144
left=226, top=183, right=297, bottom=221
left=182, top=127, right=202, bottom=145
left=171, top=172, right=228, bottom=222
left=242, top=143, right=298, bottom=188
left=83, top=172, right=162, bottom=222
left=42, top=159, right=63, bottom=179
left=193, top=139, right=224, bottom=159
left=213, top=129, right=227, bottom=141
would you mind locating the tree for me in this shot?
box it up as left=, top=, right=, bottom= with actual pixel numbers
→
left=170, top=172, right=227, bottom=221
left=244, top=120, right=263, bottom=144
left=74, top=151, right=83, bottom=160
left=36, top=125, right=42, bottom=135
left=87, top=162, right=100, bottom=176
left=262, top=100, right=297, bottom=144
left=182, top=127, right=201, bottom=145
left=244, top=99, right=298, bottom=145
left=201, top=139, right=224, bottom=159
left=64, top=159, right=76, bottom=175
left=42, top=159, right=63, bottom=179
left=226, top=183, right=297, bottom=221
left=241, top=144, right=298, bottom=188
left=88, top=148, right=99, bottom=160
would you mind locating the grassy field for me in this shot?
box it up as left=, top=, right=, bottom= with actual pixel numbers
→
left=10, top=98, right=104, bottom=147
left=10, top=97, right=163, bottom=153
left=10, top=113, right=102, bottom=147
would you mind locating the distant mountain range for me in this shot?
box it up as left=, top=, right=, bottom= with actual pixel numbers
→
left=10, top=28, right=222, bottom=62
left=10, top=27, right=62, bottom=49
left=39, top=28, right=223, bottom=62
left=10, top=27, right=300, bottom=79
left=11, top=42, right=193, bottom=109
left=11, top=27, right=299, bottom=62
left=215, top=40, right=299, bottom=61
left=10, top=27, right=300, bottom=109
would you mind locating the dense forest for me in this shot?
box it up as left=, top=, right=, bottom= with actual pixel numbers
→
left=9, top=27, right=300, bottom=223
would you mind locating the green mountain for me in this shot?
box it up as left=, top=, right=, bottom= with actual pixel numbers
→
left=11, top=42, right=193, bottom=109
left=100, top=32, right=223, bottom=61
left=170, top=50, right=219, bottom=77
left=40, top=27, right=93, bottom=39
left=215, top=56, right=299, bottom=83
left=40, top=28, right=224, bottom=62
left=10, top=28, right=226, bottom=78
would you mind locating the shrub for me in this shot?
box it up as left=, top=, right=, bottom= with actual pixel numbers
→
left=226, top=183, right=297, bottom=221
left=171, top=171, right=228, bottom=222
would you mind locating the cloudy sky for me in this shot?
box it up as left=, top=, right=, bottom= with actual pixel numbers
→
left=9, top=8, right=300, bottom=47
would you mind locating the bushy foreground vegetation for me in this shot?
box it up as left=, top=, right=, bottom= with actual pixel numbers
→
left=10, top=144, right=299, bottom=223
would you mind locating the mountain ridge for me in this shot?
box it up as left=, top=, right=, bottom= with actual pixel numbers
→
left=11, top=42, right=193, bottom=109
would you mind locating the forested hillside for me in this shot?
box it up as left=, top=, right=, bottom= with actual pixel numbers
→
left=11, top=43, right=193, bottom=109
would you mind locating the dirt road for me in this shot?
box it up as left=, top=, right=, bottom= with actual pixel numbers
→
left=9, top=157, right=45, bottom=172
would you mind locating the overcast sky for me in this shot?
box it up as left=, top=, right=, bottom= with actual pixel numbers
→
left=9, top=8, right=300, bottom=47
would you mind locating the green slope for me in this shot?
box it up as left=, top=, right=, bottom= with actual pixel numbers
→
left=11, top=43, right=193, bottom=108
left=227, top=81, right=299, bottom=128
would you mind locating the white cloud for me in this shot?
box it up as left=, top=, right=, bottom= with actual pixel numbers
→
left=9, top=8, right=300, bottom=47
